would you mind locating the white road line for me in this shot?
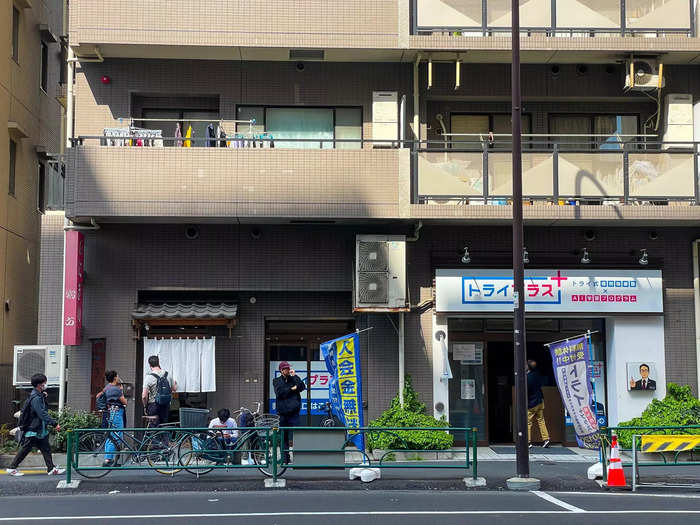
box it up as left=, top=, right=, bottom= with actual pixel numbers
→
left=531, top=491, right=586, bottom=513
left=2, top=511, right=700, bottom=521
left=552, top=491, right=700, bottom=499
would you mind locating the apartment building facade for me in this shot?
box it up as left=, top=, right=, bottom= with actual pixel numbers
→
left=2, top=0, right=65, bottom=422
left=36, top=0, right=700, bottom=443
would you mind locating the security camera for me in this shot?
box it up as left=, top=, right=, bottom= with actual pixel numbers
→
left=583, top=230, right=597, bottom=241
left=250, top=228, right=262, bottom=240
left=295, top=62, right=305, bottom=72
left=185, top=225, right=200, bottom=240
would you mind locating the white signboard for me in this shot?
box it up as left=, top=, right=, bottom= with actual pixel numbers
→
left=453, top=343, right=476, bottom=362
left=461, top=379, right=476, bottom=400
left=435, top=269, right=663, bottom=314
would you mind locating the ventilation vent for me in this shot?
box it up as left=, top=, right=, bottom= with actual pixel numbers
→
left=17, top=351, right=45, bottom=384
left=289, top=49, right=324, bottom=60
left=357, top=272, right=389, bottom=303
left=358, top=242, right=389, bottom=272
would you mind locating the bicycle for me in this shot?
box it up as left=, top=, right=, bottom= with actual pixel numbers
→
left=321, top=402, right=339, bottom=427
left=177, top=402, right=287, bottom=477
left=74, top=412, right=188, bottom=479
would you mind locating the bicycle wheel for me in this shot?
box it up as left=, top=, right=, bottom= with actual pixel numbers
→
left=74, top=431, right=111, bottom=479
left=251, top=434, right=287, bottom=477
left=321, top=417, right=337, bottom=427
left=145, top=429, right=182, bottom=475
left=178, top=432, right=223, bottom=476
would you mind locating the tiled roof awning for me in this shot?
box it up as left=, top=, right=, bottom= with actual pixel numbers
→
left=132, top=303, right=237, bottom=321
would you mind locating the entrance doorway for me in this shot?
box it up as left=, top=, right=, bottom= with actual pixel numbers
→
left=265, top=319, right=355, bottom=426
left=448, top=318, right=606, bottom=445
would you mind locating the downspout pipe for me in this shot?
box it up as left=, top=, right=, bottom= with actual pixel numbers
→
left=66, top=47, right=74, bottom=148
left=693, top=239, right=700, bottom=396
left=413, top=54, right=422, bottom=144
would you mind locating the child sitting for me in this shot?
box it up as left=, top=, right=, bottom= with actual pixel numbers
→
left=208, top=408, right=238, bottom=447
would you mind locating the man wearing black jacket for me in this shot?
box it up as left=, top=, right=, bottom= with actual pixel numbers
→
left=7, top=373, right=64, bottom=476
left=273, top=361, right=306, bottom=463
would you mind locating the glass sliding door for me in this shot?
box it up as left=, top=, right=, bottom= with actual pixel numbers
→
left=266, top=108, right=334, bottom=149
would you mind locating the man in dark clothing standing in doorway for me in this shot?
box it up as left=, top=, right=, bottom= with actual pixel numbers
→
left=526, top=359, right=550, bottom=448
left=273, top=361, right=306, bottom=463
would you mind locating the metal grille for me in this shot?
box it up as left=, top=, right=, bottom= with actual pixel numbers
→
left=358, top=241, right=388, bottom=272
left=358, top=272, right=388, bottom=303
left=17, top=351, right=45, bottom=382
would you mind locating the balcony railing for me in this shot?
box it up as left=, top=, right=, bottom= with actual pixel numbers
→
left=416, top=139, right=699, bottom=205
left=413, top=0, right=695, bottom=36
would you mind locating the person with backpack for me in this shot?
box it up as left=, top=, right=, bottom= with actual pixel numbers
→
left=141, top=355, right=177, bottom=427
left=102, top=370, right=128, bottom=467
left=6, top=373, right=65, bottom=476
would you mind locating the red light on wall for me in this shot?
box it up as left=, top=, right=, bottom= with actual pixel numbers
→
left=101, top=75, right=111, bottom=85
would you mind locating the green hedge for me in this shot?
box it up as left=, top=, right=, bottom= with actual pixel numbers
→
left=615, top=383, right=700, bottom=449
left=49, top=407, right=101, bottom=452
left=367, top=376, right=453, bottom=451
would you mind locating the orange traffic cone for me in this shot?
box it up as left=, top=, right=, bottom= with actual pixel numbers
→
left=606, top=435, right=627, bottom=488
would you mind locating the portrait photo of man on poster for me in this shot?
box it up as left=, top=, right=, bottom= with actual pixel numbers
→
left=627, top=362, right=657, bottom=391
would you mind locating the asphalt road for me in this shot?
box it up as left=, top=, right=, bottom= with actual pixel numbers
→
left=1, top=490, right=700, bottom=524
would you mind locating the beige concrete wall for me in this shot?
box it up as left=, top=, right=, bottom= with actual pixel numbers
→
left=69, top=0, right=401, bottom=50
left=1, top=0, right=64, bottom=423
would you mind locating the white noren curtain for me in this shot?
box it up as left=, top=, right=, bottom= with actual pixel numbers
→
left=143, top=337, right=216, bottom=393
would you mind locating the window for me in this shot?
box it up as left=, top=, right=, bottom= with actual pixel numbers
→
left=9, top=140, right=17, bottom=197
left=450, top=113, right=532, bottom=150
left=38, top=162, right=45, bottom=212
left=549, top=114, right=639, bottom=150
left=12, top=7, right=20, bottom=62
left=40, top=41, right=48, bottom=92
left=236, top=106, right=363, bottom=149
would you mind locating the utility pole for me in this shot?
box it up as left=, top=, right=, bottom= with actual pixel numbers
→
left=507, top=0, right=538, bottom=490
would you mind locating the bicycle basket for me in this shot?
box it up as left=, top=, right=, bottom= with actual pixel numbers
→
left=254, top=414, right=280, bottom=437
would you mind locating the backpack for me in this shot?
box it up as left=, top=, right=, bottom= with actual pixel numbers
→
left=151, top=372, right=172, bottom=406
left=17, top=394, right=36, bottom=433
left=96, top=392, right=107, bottom=411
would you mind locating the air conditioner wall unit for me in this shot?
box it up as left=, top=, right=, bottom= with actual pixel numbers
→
left=354, top=234, right=407, bottom=311
left=13, top=345, right=63, bottom=387
left=624, top=59, right=665, bottom=91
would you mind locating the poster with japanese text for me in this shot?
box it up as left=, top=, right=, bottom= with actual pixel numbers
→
left=321, top=332, right=365, bottom=451
left=549, top=336, right=600, bottom=449
left=269, top=361, right=330, bottom=415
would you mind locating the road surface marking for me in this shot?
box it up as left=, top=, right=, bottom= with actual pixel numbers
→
left=2, top=511, right=700, bottom=520
left=0, top=470, right=48, bottom=476
left=552, top=491, right=700, bottom=499
left=531, top=491, right=585, bottom=513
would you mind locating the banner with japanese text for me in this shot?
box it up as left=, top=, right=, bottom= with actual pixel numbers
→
left=63, top=230, right=85, bottom=346
left=549, top=336, right=600, bottom=449
left=320, top=332, right=365, bottom=451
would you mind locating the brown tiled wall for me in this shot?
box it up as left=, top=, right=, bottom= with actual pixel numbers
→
left=69, top=0, right=401, bottom=50
left=43, top=223, right=698, bottom=428
left=65, top=147, right=406, bottom=220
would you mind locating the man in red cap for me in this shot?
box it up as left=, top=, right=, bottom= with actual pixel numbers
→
left=273, top=361, right=306, bottom=463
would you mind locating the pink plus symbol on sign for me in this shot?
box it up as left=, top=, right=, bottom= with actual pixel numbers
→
left=551, top=270, right=568, bottom=288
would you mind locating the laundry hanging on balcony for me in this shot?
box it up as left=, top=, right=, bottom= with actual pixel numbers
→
left=143, top=337, right=216, bottom=393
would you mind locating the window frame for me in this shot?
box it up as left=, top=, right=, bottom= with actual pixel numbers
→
left=9, top=139, right=17, bottom=197
left=40, top=41, right=48, bottom=93
left=448, top=112, right=533, bottom=150
left=12, top=6, right=20, bottom=63
left=548, top=112, right=641, bottom=151
left=235, top=104, right=364, bottom=148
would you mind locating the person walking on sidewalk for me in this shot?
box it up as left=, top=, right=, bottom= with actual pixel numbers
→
left=526, top=359, right=550, bottom=448
left=273, top=361, right=306, bottom=463
left=142, top=355, right=177, bottom=427
left=103, top=370, right=128, bottom=467
left=6, top=374, right=65, bottom=476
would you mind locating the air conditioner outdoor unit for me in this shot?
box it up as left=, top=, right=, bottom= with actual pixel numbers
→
left=625, top=59, right=664, bottom=91
left=354, top=235, right=407, bottom=311
left=13, top=345, right=63, bottom=387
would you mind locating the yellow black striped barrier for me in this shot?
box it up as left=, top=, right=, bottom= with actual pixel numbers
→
left=641, top=435, right=700, bottom=452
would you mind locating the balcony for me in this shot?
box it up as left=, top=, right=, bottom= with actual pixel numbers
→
left=68, top=0, right=401, bottom=58
left=64, top=139, right=407, bottom=221
left=415, top=138, right=700, bottom=221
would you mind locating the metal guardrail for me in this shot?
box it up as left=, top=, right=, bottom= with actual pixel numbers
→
left=64, top=426, right=478, bottom=485
left=600, top=425, right=700, bottom=486
left=412, top=0, right=695, bottom=37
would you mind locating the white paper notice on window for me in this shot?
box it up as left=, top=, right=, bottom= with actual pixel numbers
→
left=461, top=379, right=476, bottom=400
left=453, top=343, right=476, bottom=362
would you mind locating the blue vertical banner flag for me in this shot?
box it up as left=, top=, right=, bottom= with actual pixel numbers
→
left=320, top=332, right=365, bottom=451
left=548, top=335, right=601, bottom=449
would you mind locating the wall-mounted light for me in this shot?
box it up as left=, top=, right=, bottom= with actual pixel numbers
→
left=101, top=75, right=111, bottom=85
left=523, top=247, right=530, bottom=264
left=639, top=249, right=649, bottom=266
left=461, top=247, right=471, bottom=264
left=580, top=248, right=591, bottom=265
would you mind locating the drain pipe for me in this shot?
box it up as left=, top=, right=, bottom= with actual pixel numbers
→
left=66, top=47, right=74, bottom=148
left=413, top=54, right=422, bottom=143
left=693, top=239, right=700, bottom=396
